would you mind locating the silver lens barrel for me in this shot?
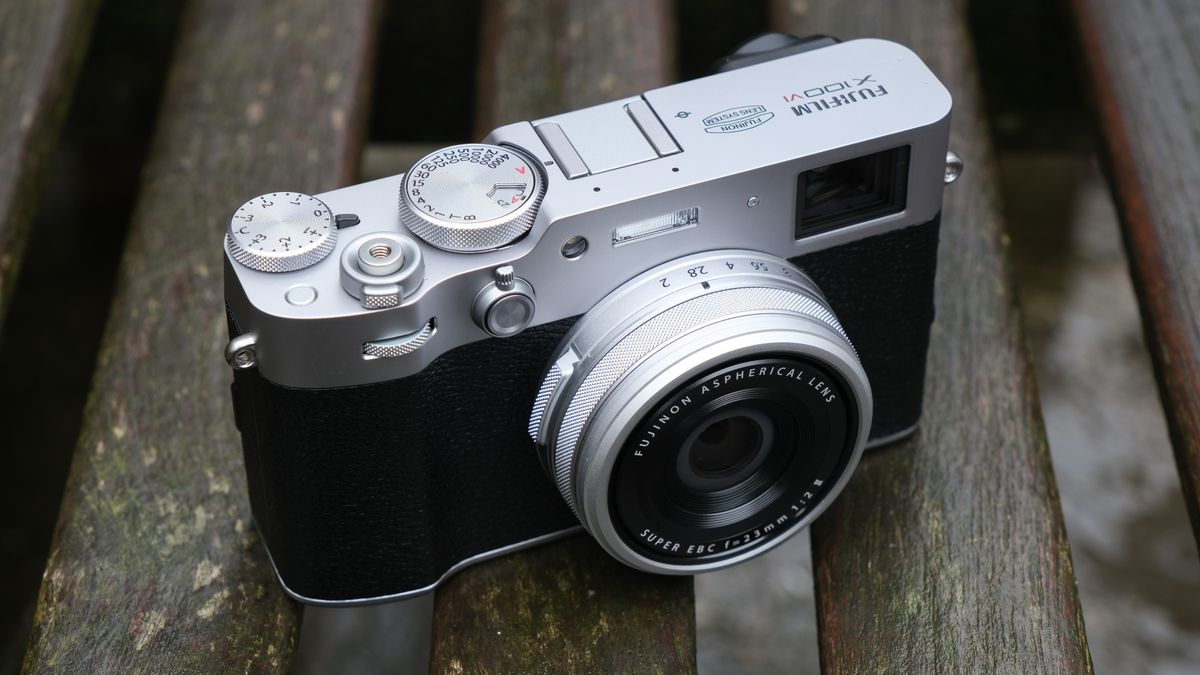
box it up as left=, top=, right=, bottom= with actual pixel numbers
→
left=528, top=250, right=872, bottom=575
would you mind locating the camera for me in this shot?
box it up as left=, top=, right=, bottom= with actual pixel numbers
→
left=223, top=34, right=955, bottom=605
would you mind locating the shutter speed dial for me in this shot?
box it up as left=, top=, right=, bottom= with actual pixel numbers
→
left=226, top=192, right=336, bottom=272
left=400, top=144, right=546, bottom=252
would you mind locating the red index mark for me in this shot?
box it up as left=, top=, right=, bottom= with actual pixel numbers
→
left=511, top=195, right=520, bottom=204
left=515, top=165, right=526, bottom=175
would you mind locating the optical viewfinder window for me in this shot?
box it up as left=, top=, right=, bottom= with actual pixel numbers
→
left=795, top=145, right=910, bottom=239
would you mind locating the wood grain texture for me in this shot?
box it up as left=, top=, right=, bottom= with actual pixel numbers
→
left=431, top=1, right=695, bottom=673
left=0, top=0, right=98, bottom=325
left=21, top=1, right=380, bottom=672
left=1070, top=0, right=1200, bottom=551
left=772, top=1, right=1094, bottom=671
left=473, top=0, right=674, bottom=137
left=431, top=536, right=695, bottom=674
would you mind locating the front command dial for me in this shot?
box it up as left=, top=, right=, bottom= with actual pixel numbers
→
left=400, top=144, right=546, bottom=252
left=226, top=192, right=335, bottom=272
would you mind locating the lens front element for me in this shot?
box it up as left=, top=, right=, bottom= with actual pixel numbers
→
left=682, top=408, right=770, bottom=485
left=528, top=250, right=872, bottom=575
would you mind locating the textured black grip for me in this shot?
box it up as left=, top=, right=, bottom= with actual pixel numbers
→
left=230, top=217, right=940, bottom=602
left=232, top=319, right=580, bottom=603
left=793, top=215, right=941, bottom=440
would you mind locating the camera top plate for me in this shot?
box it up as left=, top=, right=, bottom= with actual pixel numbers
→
left=224, top=38, right=951, bottom=389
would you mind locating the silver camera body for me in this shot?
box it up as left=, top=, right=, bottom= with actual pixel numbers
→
left=224, top=36, right=953, bottom=604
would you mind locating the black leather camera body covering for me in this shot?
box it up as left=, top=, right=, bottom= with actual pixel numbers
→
left=229, top=215, right=940, bottom=603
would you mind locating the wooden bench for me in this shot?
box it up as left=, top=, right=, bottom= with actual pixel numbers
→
left=28, top=0, right=1199, bottom=670
left=1071, top=0, right=1200, bottom=551
left=0, top=0, right=97, bottom=326
left=0, top=0, right=96, bottom=666
left=20, top=1, right=378, bottom=670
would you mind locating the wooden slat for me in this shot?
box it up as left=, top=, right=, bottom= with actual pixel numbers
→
left=472, top=0, right=674, bottom=137
left=771, top=1, right=1094, bottom=671
left=0, top=0, right=98, bottom=324
left=429, top=1, right=695, bottom=673
left=21, top=1, right=380, bottom=671
left=431, top=537, right=695, bottom=673
left=1070, top=0, right=1200, bottom=550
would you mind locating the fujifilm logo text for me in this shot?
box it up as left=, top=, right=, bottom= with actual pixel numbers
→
left=782, top=75, right=889, bottom=117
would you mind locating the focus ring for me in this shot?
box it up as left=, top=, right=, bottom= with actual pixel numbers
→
left=547, top=285, right=851, bottom=517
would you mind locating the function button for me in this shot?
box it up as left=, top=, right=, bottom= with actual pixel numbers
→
left=284, top=285, right=318, bottom=306
left=486, top=294, right=536, bottom=336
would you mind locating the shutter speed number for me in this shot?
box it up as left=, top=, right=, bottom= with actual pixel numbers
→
left=405, top=146, right=536, bottom=223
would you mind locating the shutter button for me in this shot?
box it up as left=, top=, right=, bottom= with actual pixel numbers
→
left=472, top=265, right=536, bottom=337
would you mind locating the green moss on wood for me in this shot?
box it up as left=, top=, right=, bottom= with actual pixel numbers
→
left=432, top=1, right=695, bottom=673
left=21, top=0, right=380, bottom=672
left=772, top=0, right=1093, bottom=671
left=432, top=536, right=695, bottom=674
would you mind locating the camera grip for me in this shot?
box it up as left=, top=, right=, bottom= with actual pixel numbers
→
left=231, top=319, right=580, bottom=603
left=793, top=215, right=941, bottom=442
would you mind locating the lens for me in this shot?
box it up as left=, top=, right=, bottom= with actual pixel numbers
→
left=689, top=414, right=762, bottom=476
left=529, top=250, right=872, bottom=575
left=611, top=356, right=855, bottom=550
left=676, top=408, right=773, bottom=492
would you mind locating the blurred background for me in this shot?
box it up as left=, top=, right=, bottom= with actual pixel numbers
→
left=1, top=1, right=1198, bottom=672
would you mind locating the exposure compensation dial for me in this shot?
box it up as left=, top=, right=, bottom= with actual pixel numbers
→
left=226, top=192, right=336, bottom=272
left=400, top=144, right=546, bottom=252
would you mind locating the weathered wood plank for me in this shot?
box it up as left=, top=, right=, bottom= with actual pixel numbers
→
left=1070, top=0, right=1200, bottom=551
left=772, top=1, right=1093, bottom=671
left=431, top=536, right=695, bottom=674
left=21, top=1, right=380, bottom=672
left=0, top=0, right=98, bottom=325
left=429, top=1, right=695, bottom=673
left=473, top=0, right=674, bottom=136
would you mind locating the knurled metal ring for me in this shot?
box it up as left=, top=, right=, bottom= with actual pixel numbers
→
left=362, top=320, right=435, bottom=359
left=398, top=144, right=546, bottom=252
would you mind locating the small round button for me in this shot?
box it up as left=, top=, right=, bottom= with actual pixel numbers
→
left=285, top=285, right=318, bottom=306
left=486, top=294, right=535, bottom=336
